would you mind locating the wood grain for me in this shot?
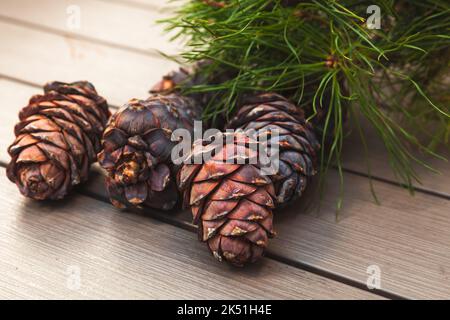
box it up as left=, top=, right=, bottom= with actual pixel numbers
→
left=342, top=124, right=450, bottom=198
left=0, top=0, right=181, bottom=55
left=275, top=172, right=450, bottom=299
left=0, top=169, right=379, bottom=299
left=0, top=21, right=177, bottom=107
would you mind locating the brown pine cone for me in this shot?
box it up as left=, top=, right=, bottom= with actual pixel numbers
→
left=98, top=94, right=202, bottom=210
left=150, top=65, right=194, bottom=94
left=226, top=93, right=320, bottom=206
left=177, top=132, right=276, bottom=266
left=6, top=81, right=110, bottom=200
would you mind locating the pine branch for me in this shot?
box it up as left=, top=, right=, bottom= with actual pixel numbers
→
left=160, top=0, right=450, bottom=201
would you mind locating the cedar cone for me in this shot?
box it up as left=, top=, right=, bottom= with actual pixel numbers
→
left=98, top=94, right=202, bottom=210
left=6, top=81, right=110, bottom=200
left=226, top=93, right=319, bottom=206
left=177, top=132, right=276, bottom=266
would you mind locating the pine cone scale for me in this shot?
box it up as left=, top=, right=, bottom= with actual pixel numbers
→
left=202, top=199, right=239, bottom=220
left=124, top=181, right=147, bottom=205
left=190, top=180, right=220, bottom=205
left=149, top=164, right=171, bottom=191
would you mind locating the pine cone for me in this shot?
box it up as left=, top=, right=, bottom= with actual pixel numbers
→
left=6, top=81, right=110, bottom=200
left=98, top=94, right=202, bottom=210
left=150, top=65, right=194, bottom=94
left=177, top=132, right=276, bottom=266
left=226, top=93, right=319, bottom=206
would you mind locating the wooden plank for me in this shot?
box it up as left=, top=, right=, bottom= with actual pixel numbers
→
left=0, top=21, right=177, bottom=107
left=342, top=125, right=450, bottom=198
left=2, top=79, right=450, bottom=299
left=276, top=173, right=450, bottom=299
left=0, top=169, right=379, bottom=299
left=0, top=0, right=181, bottom=55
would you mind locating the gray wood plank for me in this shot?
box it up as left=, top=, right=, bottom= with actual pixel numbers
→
left=0, top=0, right=181, bottom=55
left=342, top=122, right=450, bottom=198
left=0, top=21, right=177, bottom=107
left=0, top=168, right=379, bottom=299
left=1, top=79, right=449, bottom=299
left=276, top=173, right=450, bottom=299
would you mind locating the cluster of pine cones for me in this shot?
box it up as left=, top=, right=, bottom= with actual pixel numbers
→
left=6, top=66, right=319, bottom=267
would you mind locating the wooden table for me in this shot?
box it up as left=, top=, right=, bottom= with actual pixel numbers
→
left=0, top=0, right=449, bottom=300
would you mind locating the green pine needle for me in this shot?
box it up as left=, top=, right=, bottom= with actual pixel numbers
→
left=160, top=0, right=450, bottom=205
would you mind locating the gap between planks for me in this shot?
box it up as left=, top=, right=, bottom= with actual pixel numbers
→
left=0, top=0, right=182, bottom=55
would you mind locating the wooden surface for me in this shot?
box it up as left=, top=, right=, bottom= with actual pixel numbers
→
left=1, top=170, right=380, bottom=299
left=0, top=0, right=448, bottom=300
